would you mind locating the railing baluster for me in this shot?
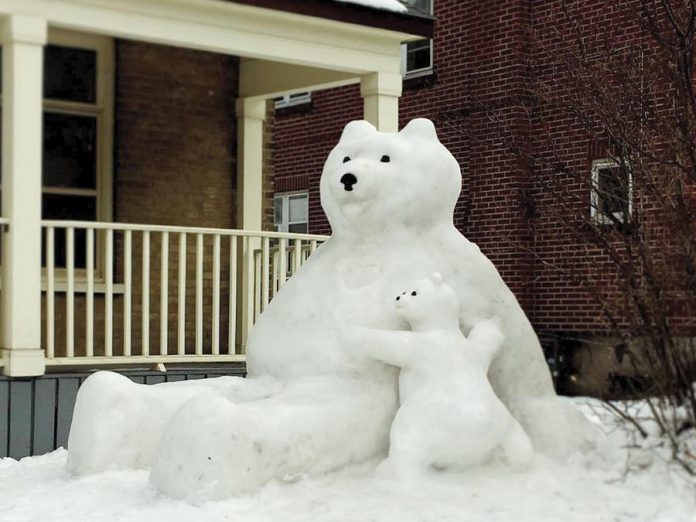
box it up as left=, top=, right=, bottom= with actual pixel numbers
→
left=160, top=232, right=169, bottom=356
left=261, top=237, right=270, bottom=311
left=212, top=235, right=221, bottom=355
left=195, top=233, right=203, bottom=355
left=66, top=227, right=75, bottom=358
left=105, top=229, right=114, bottom=357
left=124, top=230, right=132, bottom=356
left=142, top=231, right=150, bottom=356
left=177, top=232, right=187, bottom=356
left=228, top=236, right=237, bottom=354
left=46, top=227, right=55, bottom=359
left=310, top=239, right=318, bottom=254
left=86, top=228, right=94, bottom=357
left=254, top=248, right=262, bottom=321
left=292, top=238, right=302, bottom=276
left=278, top=238, right=287, bottom=289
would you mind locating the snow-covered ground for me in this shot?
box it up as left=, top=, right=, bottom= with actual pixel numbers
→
left=1, top=399, right=694, bottom=522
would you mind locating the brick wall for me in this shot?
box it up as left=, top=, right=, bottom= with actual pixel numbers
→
left=115, top=40, right=238, bottom=229
left=271, top=0, right=654, bottom=341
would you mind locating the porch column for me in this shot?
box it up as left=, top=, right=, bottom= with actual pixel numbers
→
left=360, top=71, right=402, bottom=133
left=235, top=97, right=266, bottom=352
left=0, top=15, right=47, bottom=377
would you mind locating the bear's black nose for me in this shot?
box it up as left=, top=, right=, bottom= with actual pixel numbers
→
left=340, top=173, right=357, bottom=191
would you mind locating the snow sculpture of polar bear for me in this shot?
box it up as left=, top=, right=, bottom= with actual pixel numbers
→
left=350, top=273, right=534, bottom=474
left=67, top=118, right=593, bottom=501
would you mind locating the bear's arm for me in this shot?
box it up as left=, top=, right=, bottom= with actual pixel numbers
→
left=466, top=319, right=505, bottom=369
left=346, top=327, right=422, bottom=369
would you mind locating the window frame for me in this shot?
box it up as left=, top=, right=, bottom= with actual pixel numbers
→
left=274, top=191, right=309, bottom=234
left=590, top=158, right=633, bottom=225
left=43, top=28, right=115, bottom=226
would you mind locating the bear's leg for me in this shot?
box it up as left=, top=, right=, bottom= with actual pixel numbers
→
left=149, top=375, right=397, bottom=500
left=499, top=419, right=534, bottom=470
left=377, top=408, right=437, bottom=479
left=67, top=371, right=281, bottom=474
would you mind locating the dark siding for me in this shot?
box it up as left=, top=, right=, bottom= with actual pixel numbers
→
left=0, top=380, right=8, bottom=457
left=8, top=381, right=32, bottom=459
left=32, top=379, right=57, bottom=456
left=0, top=364, right=245, bottom=459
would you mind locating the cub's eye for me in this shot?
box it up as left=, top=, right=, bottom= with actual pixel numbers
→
left=396, top=296, right=400, bottom=301
left=411, top=291, right=417, bottom=296
left=380, top=155, right=390, bottom=163
left=343, top=156, right=351, bottom=163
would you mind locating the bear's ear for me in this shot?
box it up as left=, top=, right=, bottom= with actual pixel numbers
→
left=399, top=118, right=439, bottom=142
left=340, top=120, right=376, bottom=142
left=430, top=272, right=444, bottom=286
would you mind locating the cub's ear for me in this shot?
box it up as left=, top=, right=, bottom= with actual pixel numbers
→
left=430, top=272, right=444, bottom=286
left=340, top=120, right=376, bottom=142
left=399, top=118, right=439, bottom=142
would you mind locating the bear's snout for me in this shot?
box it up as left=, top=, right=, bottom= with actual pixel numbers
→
left=340, top=173, right=358, bottom=191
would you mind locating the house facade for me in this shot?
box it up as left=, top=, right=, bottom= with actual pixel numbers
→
left=271, top=0, right=677, bottom=396
left=0, top=0, right=433, bottom=458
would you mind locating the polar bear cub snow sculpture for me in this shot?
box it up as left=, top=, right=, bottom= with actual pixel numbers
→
left=352, top=273, right=534, bottom=475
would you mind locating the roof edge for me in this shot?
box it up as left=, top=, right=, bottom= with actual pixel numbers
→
left=227, top=0, right=434, bottom=39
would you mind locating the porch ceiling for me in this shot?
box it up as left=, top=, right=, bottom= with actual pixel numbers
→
left=0, top=0, right=431, bottom=77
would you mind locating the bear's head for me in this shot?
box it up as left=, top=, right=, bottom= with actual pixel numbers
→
left=320, top=119, right=462, bottom=238
left=394, top=272, right=460, bottom=331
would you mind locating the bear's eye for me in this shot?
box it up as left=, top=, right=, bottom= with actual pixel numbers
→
left=380, top=155, right=390, bottom=163
left=396, top=296, right=400, bottom=301
left=343, top=156, right=351, bottom=163
left=411, top=291, right=417, bottom=296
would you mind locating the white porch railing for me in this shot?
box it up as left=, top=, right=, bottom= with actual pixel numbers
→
left=40, top=220, right=327, bottom=367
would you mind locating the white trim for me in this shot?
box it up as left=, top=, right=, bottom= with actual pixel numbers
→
left=0, top=0, right=411, bottom=75
left=590, top=158, right=633, bottom=224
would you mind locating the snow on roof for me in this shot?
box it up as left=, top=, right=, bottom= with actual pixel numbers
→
left=334, top=0, right=408, bottom=13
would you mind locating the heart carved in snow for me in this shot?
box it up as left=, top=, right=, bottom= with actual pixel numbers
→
left=340, top=261, right=382, bottom=289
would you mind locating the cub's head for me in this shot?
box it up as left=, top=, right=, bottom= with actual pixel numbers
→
left=320, top=119, right=462, bottom=238
left=394, top=272, right=460, bottom=330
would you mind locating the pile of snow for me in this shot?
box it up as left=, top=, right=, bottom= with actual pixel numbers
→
left=1, top=399, right=694, bottom=522
left=334, top=0, right=408, bottom=13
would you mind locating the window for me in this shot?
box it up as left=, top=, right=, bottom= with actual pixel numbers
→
left=274, top=192, right=309, bottom=233
left=590, top=159, right=633, bottom=224
left=41, top=29, right=114, bottom=268
left=400, top=0, right=434, bottom=78
left=274, top=92, right=311, bottom=109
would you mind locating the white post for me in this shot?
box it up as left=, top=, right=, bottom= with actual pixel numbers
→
left=360, top=71, right=402, bottom=133
left=235, top=97, right=266, bottom=352
left=0, top=15, right=47, bottom=377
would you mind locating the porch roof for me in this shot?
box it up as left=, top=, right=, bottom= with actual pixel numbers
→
left=228, top=0, right=434, bottom=38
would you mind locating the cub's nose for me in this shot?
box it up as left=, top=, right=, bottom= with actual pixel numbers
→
left=340, top=173, right=358, bottom=191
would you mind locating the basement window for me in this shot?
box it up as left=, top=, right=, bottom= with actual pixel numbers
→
left=590, top=159, right=633, bottom=224
left=274, top=92, right=311, bottom=109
